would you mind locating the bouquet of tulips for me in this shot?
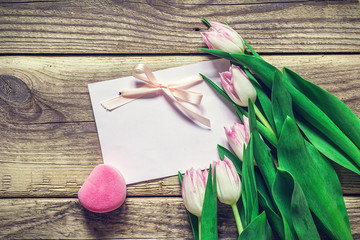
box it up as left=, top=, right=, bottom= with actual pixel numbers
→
left=178, top=18, right=360, bottom=240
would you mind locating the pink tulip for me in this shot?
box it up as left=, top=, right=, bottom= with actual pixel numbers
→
left=224, top=116, right=251, bottom=161
left=220, top=65, right=257, bottom=107
left=201, top=21, right=245, bottom=53
left=213, top=157, right=242, bottom=205
left=181, top=168, right=208, bottom=217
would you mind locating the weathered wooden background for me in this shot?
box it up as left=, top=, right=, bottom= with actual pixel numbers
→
left=0, top=0, right=359, bottom=239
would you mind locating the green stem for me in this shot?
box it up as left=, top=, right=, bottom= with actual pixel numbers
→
left=198, top=216, right=202, bottom=240
left=242, top=37, right=262, bottom=59
left=254, top=104, right=277, bottom=137
left=257, top=121, right=278, bottom=147
left=234, top=104, right=277, bottom=147
left=231, top=203, right=243, bottom=235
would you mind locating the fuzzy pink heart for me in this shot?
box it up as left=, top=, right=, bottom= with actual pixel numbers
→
left=78, top=164, right=126, bottom=213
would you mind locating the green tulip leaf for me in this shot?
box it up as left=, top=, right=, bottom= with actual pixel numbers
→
left=178, top=172, right=199, bottom=240
left=201, top=165, right=218, bottom=240
left=284, top=67, right=360, bottom=151
left=238, top=212, right=273, bottom=240
left=248, top=101, right=277, bottom=193
left=201, top=73, right=277, bottom=147
left=291, top=172, right=321, bottom=240
left=217, top=143, right=273, bottom=215
left=234, top=104, right=245, bottom=123
left=272, top=170, right=298, bottom=240
left=199, top=48, right=236, bottom=62
left=282, top=70, right=360, bottom=169
left=218, top=144, right=242, bottom=174
left=257, top=123, right=278, bottom=148
left=273, top=169, right=321, bottom=240
left=241, top=38, right=262, bottom=59
left=242, top=136, right=258, bottom=227
left=296, top=115, right=360, bottom=175
left=217, top=144, right=283, bottom=239
left=305, top=141, right=351, bottom=232
left=277, top=117, right=352, bottom=240
left=257, top=193, right=285, bottom=240
left=271, top=70, right=295, bottom=136
left=229, top=53, right=277, bottom=89
left=247, top=99, right=257, bottom=137
left=217, top=144, right=270, bottom=207
left=248, top=101, right=286, bottom=238
left=243, top=68, right=276, bottom=132
left=235, top=104, right=277, bottom=147
left=221, top=53, right=360, bottom=172
left=200, top=73, right=233, bottom=103
left=201, top=17, right=211, bottom=27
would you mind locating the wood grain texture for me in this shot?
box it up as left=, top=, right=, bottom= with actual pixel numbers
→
left=0, top=196, right=359, bottom=239
left=1, top=1, right=359, bottom=239
left=0, top=55, right=359, bottom=198
left=0, top=55, right=358, bottom=123
left=1, top=162, right=359, bottom=197
left=0, top=0, right=359, bottom=54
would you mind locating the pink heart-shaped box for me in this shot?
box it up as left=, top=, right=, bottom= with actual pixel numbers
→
left=78, top=164, right=126, bottom=213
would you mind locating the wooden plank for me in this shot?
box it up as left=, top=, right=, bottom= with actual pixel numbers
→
left=0, top=55, right=359, bottom=197
left=1, top=161, right=359, bottom=197
left=0, top=161, right=184, bottom=197
left=0, top=55, right=359, bottom=123
left=0, top=1, right=359, bottom=54
left=0, top=196, right=359, bottom=239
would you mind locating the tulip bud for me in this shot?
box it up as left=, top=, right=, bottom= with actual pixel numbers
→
left=181, top=168, right=208, bottom=217
left=213, top=157, right=242, bottom=205
left=220, top=65, right=257, bottom=107
left=224, top=116, right=250, bottom=161
left=201, top=21, right=245, bottom=53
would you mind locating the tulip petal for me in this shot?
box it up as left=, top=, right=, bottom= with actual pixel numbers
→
left=178, top=172, right=200, bottom=240
left=200, top=32, right=214, bottom=49
left=208, top=21, right=245, bottom=52
left=214, top=158, right=241, bottom=205
left=217, top=144, right=284, bottom=239
left=207, top=32, right=243, bottom=53
left=225, top=122, right=248, bottom=161
left=220, top=72, right=242, bottom=105
left=232, top=67, right=257, bottom=106
left=181, top=168, right=207, bottom=217
left=243, top=116, right=251, bottom=143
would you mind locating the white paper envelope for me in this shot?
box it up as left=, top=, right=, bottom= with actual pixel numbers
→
left=88, top=59, right=239, bottom=184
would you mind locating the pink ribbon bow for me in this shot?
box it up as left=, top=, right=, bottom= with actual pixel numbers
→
left=101, top=64, right=211, bottom=128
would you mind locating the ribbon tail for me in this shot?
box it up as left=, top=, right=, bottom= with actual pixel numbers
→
left=102, top=85, right=156, bottom=110
left=101, top=95, right=142, bottom=111
left=122, top=86, right=159, bottom=98
left=177, top=102, right=211, bottom=128
left=162, top=88, right=211, bottom=128
left=172, top=88, right=203, bottom=105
